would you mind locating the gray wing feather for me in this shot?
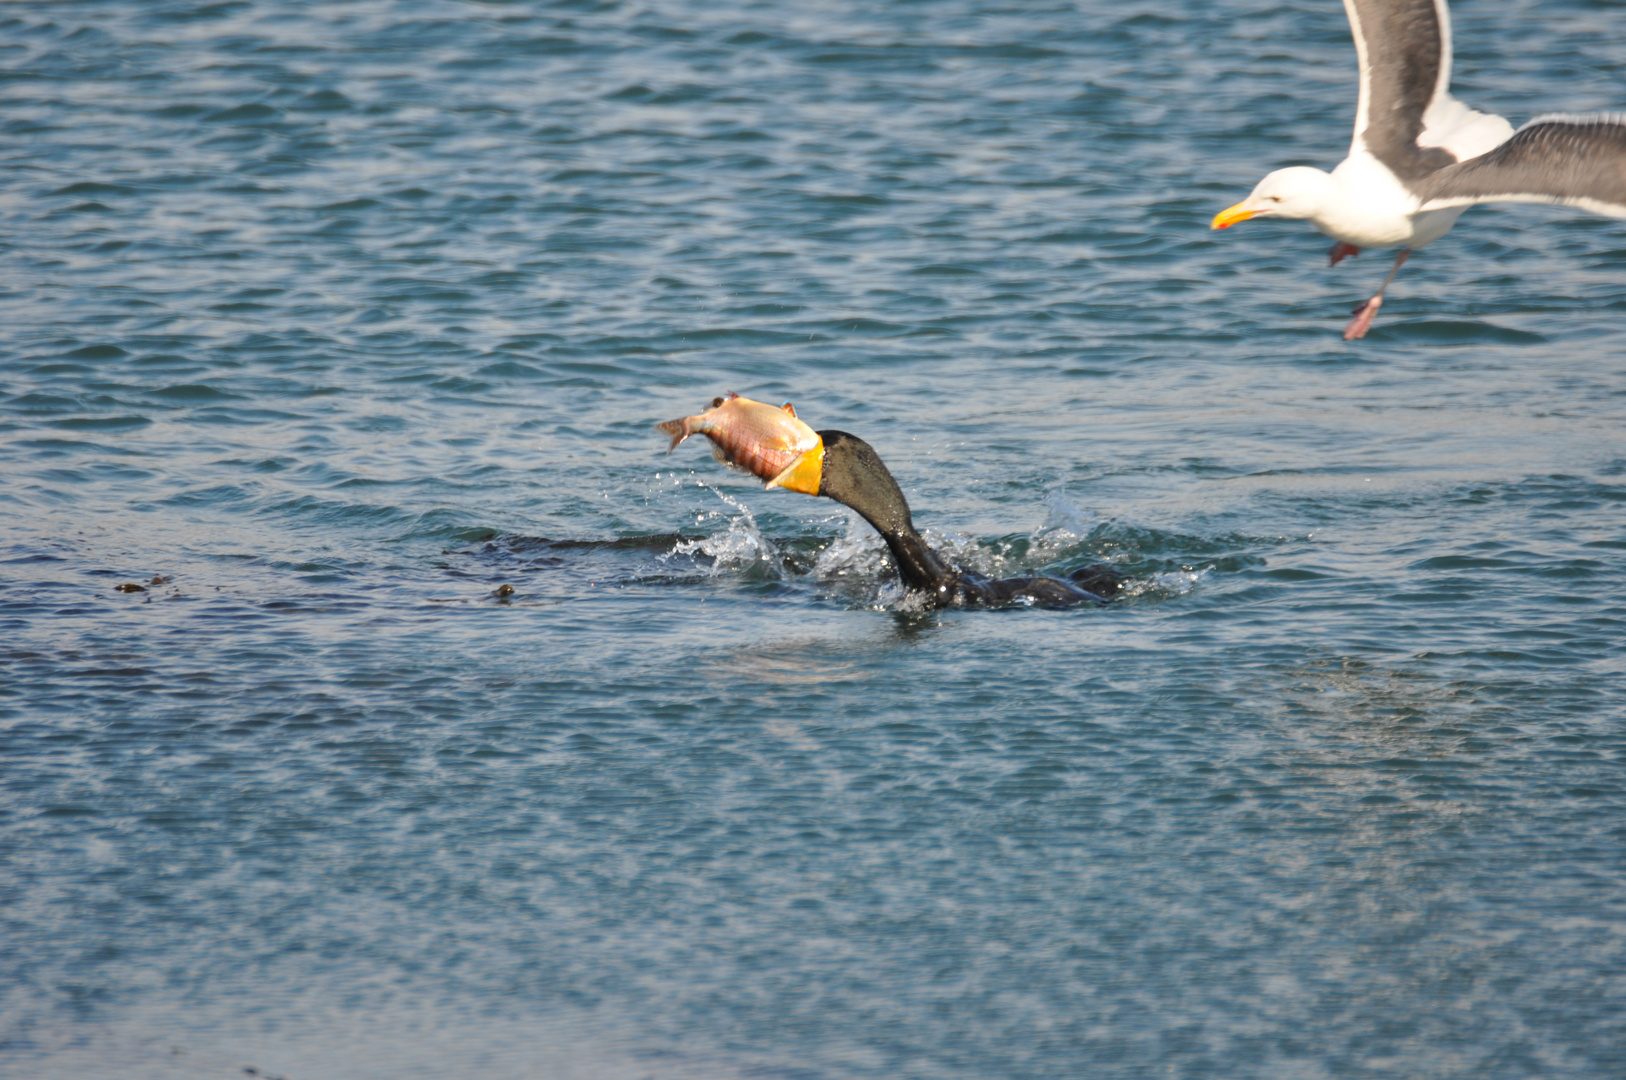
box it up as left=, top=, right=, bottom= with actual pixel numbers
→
left=1418, top=116, right=1626, bottom=216
left=1346, top=0, right=1457, bottom=179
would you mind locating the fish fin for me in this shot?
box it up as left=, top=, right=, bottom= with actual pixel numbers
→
left=781, top=401, right=797, bottom=417
left=655, top=418, right=690, bottom=453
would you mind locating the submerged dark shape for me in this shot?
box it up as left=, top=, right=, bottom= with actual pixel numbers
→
left=811, top=431, right=1120, bottom=608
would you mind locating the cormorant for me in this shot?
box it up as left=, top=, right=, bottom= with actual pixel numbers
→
left=781, top=429, right=1120, bottom=608
left=659, top=395, right=1121, bottom=607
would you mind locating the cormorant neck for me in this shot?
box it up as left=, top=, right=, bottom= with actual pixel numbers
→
left=814, top=430, right=955, bottom=594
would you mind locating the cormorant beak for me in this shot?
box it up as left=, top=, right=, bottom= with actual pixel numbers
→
left=1211, top=201, right=1257, bottom=230
left=765, top=438, right=823, bottom=496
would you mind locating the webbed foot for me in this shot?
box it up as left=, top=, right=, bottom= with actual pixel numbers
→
left=1343, top=295, right=1382, bottom=340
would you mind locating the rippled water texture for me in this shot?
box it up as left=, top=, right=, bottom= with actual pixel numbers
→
left=3, top=2, right=1625, bottom=1077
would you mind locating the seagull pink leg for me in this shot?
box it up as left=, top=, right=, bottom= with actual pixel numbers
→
left=1343, top=248, right=1410, bottom=340
left=1328, top=242, right=1360, bottom=267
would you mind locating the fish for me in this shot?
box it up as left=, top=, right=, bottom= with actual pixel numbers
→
left=656, top=393, right=824, bottom=492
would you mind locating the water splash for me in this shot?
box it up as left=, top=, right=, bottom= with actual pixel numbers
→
left=1137, top=567, right=1209, bottom=599
left=665, top=483, right=785, bottom=578
left=811, top=508, right=888, bottom=579
left=1034, top=489, right=1104, bottom=544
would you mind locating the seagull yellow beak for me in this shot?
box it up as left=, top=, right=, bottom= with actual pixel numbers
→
left=1211, top=201, right=1256, bottom=230
left=765, top=438, right=824, bottom=496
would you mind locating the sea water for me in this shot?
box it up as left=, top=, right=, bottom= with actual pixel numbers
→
left=2, top=2, right=1623, bottom=1077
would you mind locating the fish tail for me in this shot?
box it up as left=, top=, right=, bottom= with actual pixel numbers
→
left=655, top=418, right=691, bottom=453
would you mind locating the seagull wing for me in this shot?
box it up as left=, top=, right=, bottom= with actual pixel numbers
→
left=1418, top=115, right=1626, bottom=218
left=1344, top=0, right=1511, bottom=181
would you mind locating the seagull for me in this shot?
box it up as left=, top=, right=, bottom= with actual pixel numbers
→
left=1211, top=0, right=1626, bottom=339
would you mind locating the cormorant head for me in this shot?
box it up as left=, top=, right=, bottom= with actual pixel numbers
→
left=769, top=429, right=914, bottom=539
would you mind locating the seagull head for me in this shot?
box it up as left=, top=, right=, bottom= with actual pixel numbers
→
left=1212, top=167, right=1335, bottom=229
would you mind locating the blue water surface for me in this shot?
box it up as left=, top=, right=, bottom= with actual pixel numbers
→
left=2, top=2, right=1624, bottom=1077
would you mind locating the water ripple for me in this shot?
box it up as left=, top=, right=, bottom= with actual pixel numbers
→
left=2, top=1, right=1625, bottom=1078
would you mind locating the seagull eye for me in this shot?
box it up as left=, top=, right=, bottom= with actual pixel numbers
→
left=1268, top=195, right=1282, bottom=203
